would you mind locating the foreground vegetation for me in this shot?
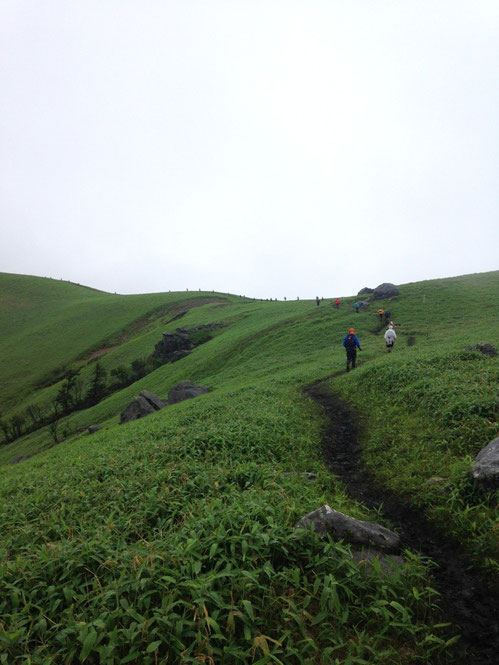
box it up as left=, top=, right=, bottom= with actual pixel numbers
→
left=0, top=270, right=497, bottom=663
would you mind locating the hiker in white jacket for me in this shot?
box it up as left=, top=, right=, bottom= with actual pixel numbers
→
left=384, top=325, right=397, bottom=352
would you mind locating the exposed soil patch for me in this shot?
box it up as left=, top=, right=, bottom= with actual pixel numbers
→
left=168, top=311, right=187, bottom=323
left=304, top=378, right=499, bottom=665
left=87, top=346, right=120, bottom=361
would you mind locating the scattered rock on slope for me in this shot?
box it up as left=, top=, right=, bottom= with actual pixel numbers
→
left=120, top=384, right=209, bottom=424
left=372, top=283, right=399, bottom=300
left=168, top=380, right=209, bottom=405
left=295, top=504, right=401, bottom=553
left=465, top=342, right=497, bottom=357
left=357, top=299, right=371, bottom=310
left=139, top=390, right=167, bottom=410
left=120, top=391, right=166, bottom=424
left=471, top=437, right=499, bottom=490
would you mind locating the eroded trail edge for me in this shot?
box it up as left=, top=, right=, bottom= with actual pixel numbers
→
left=304, top=378, right=499, bottom=665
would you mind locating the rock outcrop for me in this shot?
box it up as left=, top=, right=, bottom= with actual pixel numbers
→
left=471, top=437, right=499, bottom=490
left=153, top=330, right=193, bottom=365
left=168, top=380, right=209, bottom=405
left=120, top=390, right=166, bottom=424
left=295, top=505, right=401, bottom=553
left=465, top=342, right=497, bottom=357
left=120, top=396, right=158, bottom=424
left=357, top=299, right=371, bottom=310
left=120, top=384, right=210, bottom=424
left=358, top=287, right=373, bottom=295
left=152, top=324, right=224, bottom=366
left=372, top=283, right=399, bottom=300
left=139, top=390, right=167, bottom=410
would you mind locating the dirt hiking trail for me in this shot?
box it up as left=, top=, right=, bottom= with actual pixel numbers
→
left=304, top=378, right=499, bottom=665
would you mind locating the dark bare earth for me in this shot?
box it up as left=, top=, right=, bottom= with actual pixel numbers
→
left=304, top=378, right=499, bottom=665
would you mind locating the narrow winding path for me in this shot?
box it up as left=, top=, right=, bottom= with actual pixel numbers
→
left=304, top=378, right=499, bottom=665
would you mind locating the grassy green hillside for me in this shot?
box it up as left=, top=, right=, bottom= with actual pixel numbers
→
left=0, top=270, right=497, bottom=664
left=0, top=273, right=236, bottom=410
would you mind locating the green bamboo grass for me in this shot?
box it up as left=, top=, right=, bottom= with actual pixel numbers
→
left=0, top=270, right=497, bottom=664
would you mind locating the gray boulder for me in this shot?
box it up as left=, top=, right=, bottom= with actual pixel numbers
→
left=465, top=342, right=497, bottom=357
left=471, top=437, right=499, bottom=490
left=295, top=505, right=401, bottom=552
left=358, top=287, right=373, bottom=295
left=372, top=283, right=399, bottom=300
left=120, top=395, right=159, bottom=424
left=357, top=299, right=371, bottom=310
left=139, top=390, right=167, bottom=410
left=168, top=380, right=209, bottom=405
left=87, top=425, right=100, bottom=434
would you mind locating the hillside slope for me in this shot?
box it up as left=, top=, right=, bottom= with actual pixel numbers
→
left=0, top=270, right=497, bottom=664
left=0, top=273, right=234, bottom=409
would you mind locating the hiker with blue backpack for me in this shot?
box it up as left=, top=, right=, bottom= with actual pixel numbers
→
left=343, top=328, right=362, bottom=372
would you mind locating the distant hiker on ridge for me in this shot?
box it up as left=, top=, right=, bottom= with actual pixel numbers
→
left=334, top=298, right=341, bottom=309
left=377, top=308, right=384, bottom=322
left=343, top=327, right=362, bottom=372
left=354, top=301, right=359, bottom=313
left=384, top=325, right=396, bottom=352
left=316, top=296, right=320, bottom=306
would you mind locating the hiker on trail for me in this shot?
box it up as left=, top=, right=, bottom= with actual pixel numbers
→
left=316, top=296, right=320, bottom=306
left=354, top=301, right=359, bottom=313
left=384, top=310, right=391, bottom=323
left=343, top=328, right=362, bottom=372
left=384, top=325, right=396, bottom=352
left=334, top=298, right=341, bottom=309
left=377, top=308, right=384, bottom=321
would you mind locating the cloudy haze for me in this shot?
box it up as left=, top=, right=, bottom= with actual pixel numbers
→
left=1, top=1, right=498, bottom=298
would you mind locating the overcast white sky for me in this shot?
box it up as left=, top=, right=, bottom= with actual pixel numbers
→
left=1, top=1, right=498, bottom=298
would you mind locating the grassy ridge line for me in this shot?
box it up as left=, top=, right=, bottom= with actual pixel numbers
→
left=2, top=271, right=498, bottom=465
left=0, top=293, right=382, bottom=465
left=0, top=384, right=451, bottom=664
left=0, top=273, right=236, bottom=407
left=2, top=270, right=496, bottom=410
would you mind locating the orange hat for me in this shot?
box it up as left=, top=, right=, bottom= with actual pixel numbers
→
left=348, top=328, right=355, bottom=333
